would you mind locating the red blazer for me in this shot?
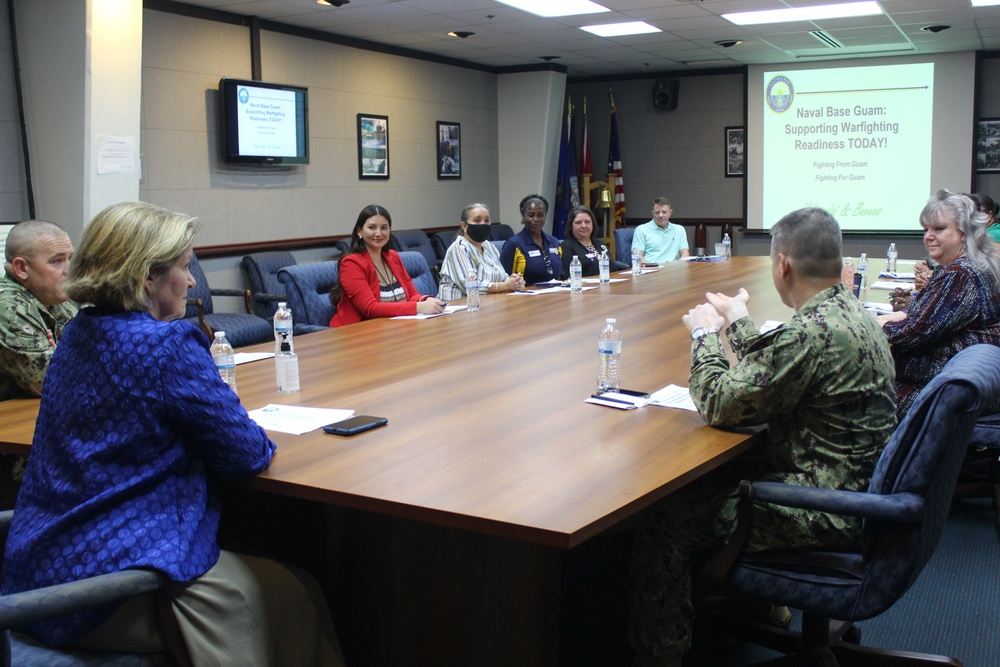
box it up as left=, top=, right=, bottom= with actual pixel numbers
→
left=330, top=250, right=428, bottom=327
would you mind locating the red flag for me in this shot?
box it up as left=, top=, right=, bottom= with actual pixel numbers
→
left=608, top=104, right=626, bottom=227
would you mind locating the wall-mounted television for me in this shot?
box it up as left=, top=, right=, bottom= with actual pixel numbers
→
left=219, top=78, right=309, bottom=165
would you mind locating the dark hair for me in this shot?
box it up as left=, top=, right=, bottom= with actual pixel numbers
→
left=566, top=205, right=597, bottom=242
left=969, top=192, right=999, bottom=220
left=330, top=204, right=392, bottom=307
left=770, top=207, right=843, bottom=279
left=922, top=189, right=1000, bottom=283
left=652, top=196, right=671, bottom=208
left=518, top=194, right=549, bottom=216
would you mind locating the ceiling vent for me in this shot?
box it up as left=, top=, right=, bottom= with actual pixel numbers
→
left=809, top=31, right=844, bottom=48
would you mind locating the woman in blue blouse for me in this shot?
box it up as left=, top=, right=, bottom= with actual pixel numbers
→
left=1, top=202, right=345, bottom=665
left=500, top=194, right=563, bottom=285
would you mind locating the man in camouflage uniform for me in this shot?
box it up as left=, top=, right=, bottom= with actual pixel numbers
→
left=0, top=220, right=77, bottom=506
left=629, top=208, right=896, bottom=667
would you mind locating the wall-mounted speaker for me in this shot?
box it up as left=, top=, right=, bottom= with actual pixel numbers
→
left=652, top=79, right=679, bottom=110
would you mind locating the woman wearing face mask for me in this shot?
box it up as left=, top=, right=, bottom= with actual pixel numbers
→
left=437, top=203, right=524, bottom=301
left=500, top=194, right=563, bottom=285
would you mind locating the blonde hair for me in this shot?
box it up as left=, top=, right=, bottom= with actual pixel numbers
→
left=65, top=202, right=198, bottom=311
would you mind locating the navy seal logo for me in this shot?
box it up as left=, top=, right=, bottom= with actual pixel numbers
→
left=766, top=75, right=793, bottom=113
left=238, top=87, right=250, bottom=104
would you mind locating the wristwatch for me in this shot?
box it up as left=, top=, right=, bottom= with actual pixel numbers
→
left=690, top=326, right=719, bottom=340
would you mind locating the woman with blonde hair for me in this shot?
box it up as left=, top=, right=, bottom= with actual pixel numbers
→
left=2, top=201, right=345, bottom=666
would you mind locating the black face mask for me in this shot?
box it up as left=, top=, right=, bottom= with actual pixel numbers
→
left=465, top=223, right=491, bottom=243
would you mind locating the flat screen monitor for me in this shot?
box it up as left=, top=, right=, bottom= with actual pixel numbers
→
left=745, top=52, right=975, bottom=234
left=219, top=78, right=309, bottom=165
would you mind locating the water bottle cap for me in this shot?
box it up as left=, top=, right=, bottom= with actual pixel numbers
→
left=214, top=331, right=226, bottom=338
left=606, top=318, right=616, bottom=324
left=278, top=302, right=286, bottom=308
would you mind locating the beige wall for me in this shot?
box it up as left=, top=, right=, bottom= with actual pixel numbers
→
left=139, top=9, right=500, bottom=247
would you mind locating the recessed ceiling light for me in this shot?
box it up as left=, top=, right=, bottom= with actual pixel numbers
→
left=920, top=25, right=950, bottom=33
left=723, top=1, right=881, bottom=26
left=448, top=31, right=475, bottom=38
left=715, top=39, right=743, bottom=48
left=539, top=56, right=562, bottom=61
left=316, top=0, right=349, bottom=5
left=972, top=0, right=1000, bottom=6
left=581, top=21, right=661, bottom=37
left=494, top=0, right=610, bottom=18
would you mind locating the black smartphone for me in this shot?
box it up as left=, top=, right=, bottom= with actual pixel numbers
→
left=323, top=415, right=388, bottom=436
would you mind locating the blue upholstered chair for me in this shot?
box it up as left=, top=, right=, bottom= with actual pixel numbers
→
left=701, top=344, right=1000, bottom=666
left=430, top=230, right=457, bottom=264
left=613, top=227, right=634, bottom=266
left=390, top=230, right=440, bottom=279
left=488, top=223, right=515, bottom=242
left=0, top=511, right=170, bottom=666
left=276, top=261, right=339, bottom=331
left=241, top=251, right=296, bottom=320
left=184, top=253, right=273, bottom=348
left=399, top=251, right=436, bottom=297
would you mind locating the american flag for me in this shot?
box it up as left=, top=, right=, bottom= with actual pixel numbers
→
left=607, top=103, right=626, bottom=227
left=580, top=102, right=592, bottom=208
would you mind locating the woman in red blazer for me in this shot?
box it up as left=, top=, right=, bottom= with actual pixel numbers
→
left=330, top=205, right=445, bottom=327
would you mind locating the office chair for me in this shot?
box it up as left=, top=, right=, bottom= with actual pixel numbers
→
left=700, top=343, right=1000, bottom=667
left=614, top=228, right=634, bottom=266
left=398, top=251, right=436, bottom=297
left=430, top=230, right=458, bottom=264
left=952, top=411, right=1000, bottom=522
left=0, top=510, right=170, bottom=666
left=276, top=261, right=339, bottom=331
left=488, top=223, right=514, bottom=242
left=390, top=230, right=440, bottom=281
left=240, top=251, right=296, bottom=320
left=184, top=253, right=273, bottom=348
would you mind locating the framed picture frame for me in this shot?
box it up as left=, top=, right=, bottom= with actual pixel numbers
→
left=436, top=121, right=461, bottom=179
left=725, top=126, right=744, bottom=177
left=357, top=114, right=389, bottom=179
left=977, top=118, right=1000, bottom=173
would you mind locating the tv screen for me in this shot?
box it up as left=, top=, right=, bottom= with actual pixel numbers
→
left=219, top=78, right=309, bottom=165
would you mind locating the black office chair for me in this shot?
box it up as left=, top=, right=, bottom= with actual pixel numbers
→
left=0, top=510, right=171, bottom=666
left=184, top=253, right=273, bottom=348
left=241, top=251, right=296, bottom=320
left=430, top=230, right=458, bottom=264
left=390, top=230, right=440, bottom=281
left=700, top=344, right=1000, bottom=666
left=488, top=223, right=514, bottom=242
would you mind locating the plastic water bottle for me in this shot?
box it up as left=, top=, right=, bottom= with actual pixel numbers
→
left=466, top=271, right=480, bottom=312
left=722, top=233, right=731, bottom=259
left=857, top=252, right=869, bottom=294
left=631, top=247, right=641, bottom=276
left=275, top=336, right=300, bottom=393
left=842, top=257, right=855, bottom=292
left=274, top=302, right=293, bottom=354
left=210, top=331, right=237, bottom=392
left=597, top=318, right=622, bottom=393
left=598, top=247, right=610, bottom=284
left=886, top=243, right=898, bottom=274
left=570, top=255, right=583, bottom=293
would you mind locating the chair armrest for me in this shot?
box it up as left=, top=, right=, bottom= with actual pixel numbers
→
left=253, top=292, right=285, bottom=305
left=186, top=298, right=212, bottom=341
left=0, top=570, right=162, bottom=631
left=750, top=482, right=924, bottom=524
left=210, top=288, right=254, bottom=315
left=295, top=324, right=329, bottom=334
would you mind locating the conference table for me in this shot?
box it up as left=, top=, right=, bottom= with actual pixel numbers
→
left=0, top=255, right=809, bottom=665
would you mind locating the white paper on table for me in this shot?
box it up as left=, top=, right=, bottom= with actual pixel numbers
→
left=391, top=304, right=467, bottom=320
left=759, top=320, right=784, bottom=334
left=871, top=280, right=915, bottom=291
left=878, top=272, right=916, bottom=280
left=647, top=385, right=699, bottom=412
left=509, top=286, right=598, bottom=295
left=234, top=352, right=274, bottom=365
left=864, top=301, right=894, bottom=315
left=581, top=278, right=628, bottom=284
left=585, top=396, right=637, bottom=410
left=247, top=404, right=354, bottom=435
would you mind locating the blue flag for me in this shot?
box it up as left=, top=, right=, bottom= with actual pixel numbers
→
left=553, top=108, right=572, bottom=239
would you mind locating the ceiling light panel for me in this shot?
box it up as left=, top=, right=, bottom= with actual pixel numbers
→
left=493, top=0, right=610, bottom=18
left=723, top=2, right=883, bottom=26
left=581, top=21, right=662, bottom=37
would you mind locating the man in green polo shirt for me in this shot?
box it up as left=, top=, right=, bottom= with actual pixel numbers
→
left=631, top=197, right=690, bottom=264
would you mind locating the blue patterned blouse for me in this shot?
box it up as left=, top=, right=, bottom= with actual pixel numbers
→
left=1, top=308, right=275, bottom=645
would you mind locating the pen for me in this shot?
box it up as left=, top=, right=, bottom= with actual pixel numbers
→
left=590, top=394, right=634, bottom=406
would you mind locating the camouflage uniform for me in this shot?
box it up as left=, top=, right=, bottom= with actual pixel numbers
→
left=630, top=282, right=896, bottom=661
left=0, top=273, right=78, bottom=402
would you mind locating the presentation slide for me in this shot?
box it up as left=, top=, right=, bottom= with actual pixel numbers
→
left=236, top=85, right=299, bottom=157
left=747, top=53, right=975, bottom=233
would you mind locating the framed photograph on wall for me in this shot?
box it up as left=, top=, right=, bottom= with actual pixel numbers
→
left=725, top=126, right=744, bottom=177
left=436, top=121, right=461, bottom=179
left=357, top=114, right=389, bottom=179
left=977, top=118, right=1000, bottom=172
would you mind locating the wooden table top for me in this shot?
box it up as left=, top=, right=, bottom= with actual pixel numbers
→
left=0, top=256, right=800, bottom=548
